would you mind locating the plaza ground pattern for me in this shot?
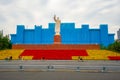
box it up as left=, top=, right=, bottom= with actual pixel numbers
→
left=0, top=49, right=120, bottom=60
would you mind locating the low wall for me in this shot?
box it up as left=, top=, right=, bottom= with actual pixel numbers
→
left=12, top=44, right=100, bottom=50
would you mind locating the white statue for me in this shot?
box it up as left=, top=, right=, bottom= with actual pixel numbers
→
left=54, top=15, right=61, bottom=35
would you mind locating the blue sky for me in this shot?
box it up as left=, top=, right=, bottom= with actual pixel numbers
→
left=0, top=0, right=119, bottom=39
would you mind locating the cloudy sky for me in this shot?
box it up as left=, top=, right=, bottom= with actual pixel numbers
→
left=0, top=0, right=119, bottom=39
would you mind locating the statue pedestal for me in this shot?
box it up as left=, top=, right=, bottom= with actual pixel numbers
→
left=54, top=35, right=61, bottom=44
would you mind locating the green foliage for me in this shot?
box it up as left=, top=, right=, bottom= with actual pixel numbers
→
left=100, top=44, right=107, bottom=50
left=0, top=33, right=12, bottom=50
left=107, top=41, right=120, bottom=53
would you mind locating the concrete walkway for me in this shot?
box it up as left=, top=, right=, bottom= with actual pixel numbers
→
left=0, top=60, right=120, bottom=72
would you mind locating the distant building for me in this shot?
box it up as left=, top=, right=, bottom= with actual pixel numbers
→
left=117, top=29, right=120, bottom=40
left=0, top=30, right=3, bottom=36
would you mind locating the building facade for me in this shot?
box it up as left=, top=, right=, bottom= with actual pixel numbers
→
left=117, top=29, right=120, bottom=40
left=0, top=30, right=3, bottom=36
left=11, top=23, right=114, bottom=46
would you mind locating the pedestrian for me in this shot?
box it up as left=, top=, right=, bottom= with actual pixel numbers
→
left=78, top=56, right=83, bottom=62
left=9, top=56, right=12, bottom=60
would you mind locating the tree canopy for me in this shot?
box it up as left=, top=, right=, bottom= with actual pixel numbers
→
left=107, top=41, right=120, bottom=53
left=0, top=33, right=12, bottom=50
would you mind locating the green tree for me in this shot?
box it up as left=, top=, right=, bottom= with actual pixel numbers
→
left=100, top=44, right=107, bottom=50
left=0, top=33, right=12, bottom=50
left=107, top=41, right=120, bottom=53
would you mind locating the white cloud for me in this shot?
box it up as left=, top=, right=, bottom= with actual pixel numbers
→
left=0, top=0, right=119, bottom=39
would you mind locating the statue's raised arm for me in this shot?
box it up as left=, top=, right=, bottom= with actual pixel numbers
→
left=54, top=15, right=57, bottom=22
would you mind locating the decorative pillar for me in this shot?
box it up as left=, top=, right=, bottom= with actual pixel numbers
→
left=54, top=35, right=61, bottom=44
